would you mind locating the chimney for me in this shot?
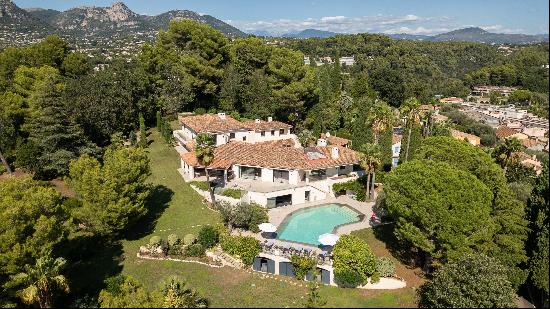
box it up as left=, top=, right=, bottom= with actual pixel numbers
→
left=255, top=119, right=261, bottom=123
left=317, top=138, right=327, bottom=147
left=268, top=116, right=273, bottom=122
left=331, top=146, right=339, bottom=159
left=325, top=132, right=331, bottom=138
left=217, top=112, right=226, bottom=120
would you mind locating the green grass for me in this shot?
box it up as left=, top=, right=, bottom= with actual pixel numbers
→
left=118, top=130, right=418, bottom=307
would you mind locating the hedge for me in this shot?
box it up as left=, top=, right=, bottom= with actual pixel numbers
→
left=220, top=235, right=261, bottom=265
left=221, top=188, right=243, bottom=199
left=189, top=181, right=209, bottom=191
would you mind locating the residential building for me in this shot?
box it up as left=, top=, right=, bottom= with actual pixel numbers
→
left=439, top=97, right=464, bottom=104
left=470, top=85, right=517, bottom=97
left=391, top=134, right=402, bottom=167
left=176, top=114, right=365, bottom=208
left=523, top=127, right=548, bottom=139
left=513, top=152, right=543, bottom=175
left=496, top=126, right=519, bottom=139
left=339, top=56, right=355, bottom=66
left=451, top=129, right=481, bottom=146
left=495, top=126, right=528, bottom=141
left=319, top=132, right=351, bottom=148
left=174, top=113, right=294, bottom=147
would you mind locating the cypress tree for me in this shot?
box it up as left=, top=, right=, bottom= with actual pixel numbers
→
left=139, top=113, right=147, bottom=148
left=156, top=111, right=162, bottom=131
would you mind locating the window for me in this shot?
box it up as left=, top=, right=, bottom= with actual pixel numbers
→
left=273, top=169, right=289, bottom=183
left=261, top=131, right=265, bottom=137
left=271, top=130, right=275, bottom=136
left=229, top=132, right=235, bottom=139
left=280, top=129, right=285, bottom=135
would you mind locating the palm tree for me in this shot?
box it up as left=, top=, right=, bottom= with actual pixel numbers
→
left=399, top=97, right=421, bottom=162
left=194, top=133, right=216, bottom=204
left=160, top=276, right=208, bottom=308
left=359, top=143, right=381, bottom=201
left=493, top=137, right=525, bottom=171
left=367, top=100, right=393, bottom=145
left=10, top=254, right=70, bottom=308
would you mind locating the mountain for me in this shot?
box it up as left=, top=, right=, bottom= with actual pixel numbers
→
left=387, top=33, right=430, bottom=41
left=429, top=27, right=548, bottom=44
left=389, top=27, right=549, bottom=44
left=25, top=7, right=61, bottom=23
left=0, top=0, right=50, bottom=31
left=0, top=0, right=246, bottom=49
left=148, top=10, right=245, bottom=37
left=283, top=29, right=339, bottom=39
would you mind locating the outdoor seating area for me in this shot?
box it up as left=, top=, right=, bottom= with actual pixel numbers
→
left=260, top=240, right=333, bottom=266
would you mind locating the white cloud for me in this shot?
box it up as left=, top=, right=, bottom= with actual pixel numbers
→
left=225, top=14, right=457, bottom=35
left=480, top=24, right=524, bottom=34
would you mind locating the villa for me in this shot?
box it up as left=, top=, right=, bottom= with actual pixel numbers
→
left=175, top=113, right=365, bottom=208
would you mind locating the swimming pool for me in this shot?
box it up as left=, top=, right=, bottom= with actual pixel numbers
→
left=276, top=204, right=361, bottom=246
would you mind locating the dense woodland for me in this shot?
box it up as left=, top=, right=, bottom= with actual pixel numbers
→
left=0, top=20, right=549, bottom=308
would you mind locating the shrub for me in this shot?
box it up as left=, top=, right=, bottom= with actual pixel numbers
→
left=149, top=236, right=162, bottom=247
left=220, top=235, right=261, bottom=265
left=332, top=180, right=366, bottom=201
left=167, top=234, right=180, bottom=247
left=332, top=235, right=375, bottom=286
left=216, top=202, right=268, bottom=232
left=370, top=272, right=380, bottom=284
left=184, top=244, right=205, bottom=257
left=334, top=269, right=364, bottom=288
left=183, top=234, right=196, bottom=245
left=375, top=257, right=395, bottom=277
left=291, top=255, right=317, bottom=280
left=194, top=108, right=207, bottom=115
left=419, top=253, right=516, bottom=308
left=197, top=226, right=219, bottom=249
left=221, top=188, right=243, bottom=199
left=189, top=181, right=209, bottom=191
left=168, top=244, right=184, bottom=256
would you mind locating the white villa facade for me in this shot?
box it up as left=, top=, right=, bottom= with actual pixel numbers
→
left=175, top=113, right=364, bottom=208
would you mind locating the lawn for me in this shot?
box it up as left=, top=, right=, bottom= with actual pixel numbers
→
left=118, top=130, right=420, bottom=308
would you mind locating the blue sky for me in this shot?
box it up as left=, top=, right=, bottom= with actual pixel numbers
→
left=15, top=0, right=549, bottom=35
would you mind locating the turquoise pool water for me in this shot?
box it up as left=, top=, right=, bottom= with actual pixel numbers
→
left=276, top=204, right=360, bottom=246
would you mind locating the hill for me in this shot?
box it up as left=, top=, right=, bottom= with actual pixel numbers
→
left=391, top=27, right=549, bottom=44
left=283, top=28, right=339, bottom=38
left=0, top=0, right=246, bottom=49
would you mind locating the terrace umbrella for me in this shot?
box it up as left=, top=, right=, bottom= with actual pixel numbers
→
left=318, top=233, right=339, bottom=246
left=258, top=223, right=277, bottom=233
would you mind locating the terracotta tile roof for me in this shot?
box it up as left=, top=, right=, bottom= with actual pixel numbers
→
left=522, top=139, right=544, bottom=148
left=496, top=126, right=518, bottom=139
left=179, top=114, right=293, bottom=134
left=451, top=129, right=480, bottom=145
left=242, top=120, right=292, bottom=131
left=180, top=141, right=360, bottom=170
left=179, top=114, right=248, bottom=133
left=320, top=134, right=350, bottom=146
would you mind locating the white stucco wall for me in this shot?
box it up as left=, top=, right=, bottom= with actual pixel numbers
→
left=289, top=170, right=300, bottom=185
left=261, top=168, right=274, bottom=182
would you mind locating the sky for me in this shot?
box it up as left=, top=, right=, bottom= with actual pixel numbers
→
left=14, top=0, right=550, bottom=35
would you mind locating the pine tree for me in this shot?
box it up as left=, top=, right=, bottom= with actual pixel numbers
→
left=24, top=74, right=94, bottom=179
